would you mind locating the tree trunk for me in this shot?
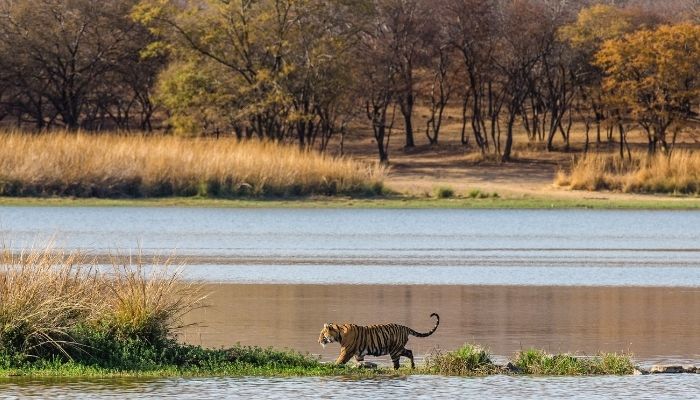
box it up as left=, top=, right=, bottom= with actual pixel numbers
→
left=400, top=94, right=415, bottom=148
left=618, top=123, right=625, bottom=159
left=376, top=124, right=389, bottom=164
left=502, top=113, right=516, bottom=162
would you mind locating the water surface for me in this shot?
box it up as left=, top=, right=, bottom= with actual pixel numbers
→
left=2, top=207, right=700, bottom=397
left=180, top=284, right=700, bottom=364
left=3, top=207, right=700, bottom=286
left=2, top=375, right=699, bottom=399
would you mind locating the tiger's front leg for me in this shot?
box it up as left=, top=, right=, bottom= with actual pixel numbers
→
left=335, top=348, right=353, bottom=365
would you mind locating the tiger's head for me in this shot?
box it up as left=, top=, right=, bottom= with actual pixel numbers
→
left=318, top=323, right=342, bottom=348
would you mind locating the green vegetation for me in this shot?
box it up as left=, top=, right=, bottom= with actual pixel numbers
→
left=467, top=189, right=499, bottom=199
left=0, top=342, right=369, bottom=378
left=434, top=186, right=456, bottom=199
left=424, top=344, right=498, bottom=376
left=513, top=349, right=635, bottom=376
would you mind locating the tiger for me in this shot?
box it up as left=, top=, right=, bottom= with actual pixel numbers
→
left=317, top=313, right=440, bottom=369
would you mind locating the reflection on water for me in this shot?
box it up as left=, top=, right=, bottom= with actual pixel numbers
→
left=180, top=284, right=700, bottom=364
left=2, top=375, right=700, bottom=399
left=177, top=263, right=700, bottom=286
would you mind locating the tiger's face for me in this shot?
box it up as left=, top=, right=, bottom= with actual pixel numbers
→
left=318, top=323, right=341, bottom=348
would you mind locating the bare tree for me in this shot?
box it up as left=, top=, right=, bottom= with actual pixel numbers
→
left=0, top=0, right=157, bottom=130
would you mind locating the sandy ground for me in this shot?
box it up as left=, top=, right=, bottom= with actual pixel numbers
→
left=341, top=123, right=698, bottom=203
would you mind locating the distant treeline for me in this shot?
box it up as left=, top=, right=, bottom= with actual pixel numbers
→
left=1, top=0, right=700, bottom=162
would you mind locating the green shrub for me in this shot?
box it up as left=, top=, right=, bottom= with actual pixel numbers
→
left=435, top=186, right=455, bottom=199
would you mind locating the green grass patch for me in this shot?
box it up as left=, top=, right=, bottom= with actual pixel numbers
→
left=513, top=349, right=634, bottom=375
left=2, top=194, right=700, bottom=209
left=424, top=344, right=499, bottom=376
left=0, top=335, right=391, bottom=378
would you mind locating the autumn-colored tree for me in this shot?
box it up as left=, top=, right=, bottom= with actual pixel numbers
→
left=596, top=23, right=700, bottom=153
left=135, top=0, right=363, bottom=146
left=559, top=4, right=635, bottom=146
left=560, top=4, right=665, bottom=149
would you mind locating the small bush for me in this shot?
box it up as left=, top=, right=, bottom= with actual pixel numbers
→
left=468, top=189, right=481, bottom=198
left=467, top=189, right=494, bottom=199
left=425, top=344, right=497, bottom=375
left=513, top=349, right=634, bottom=375
left=435, top=186, right=455, bottom=199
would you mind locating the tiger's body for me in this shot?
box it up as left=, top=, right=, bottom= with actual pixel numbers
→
left=318, top=313, right=440, bottom=369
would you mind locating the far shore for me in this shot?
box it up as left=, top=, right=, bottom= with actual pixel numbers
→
left=1, top=194, right=700, bottom=210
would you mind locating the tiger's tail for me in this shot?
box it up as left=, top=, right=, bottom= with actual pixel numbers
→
left=408, top=313, right=440, bottom=338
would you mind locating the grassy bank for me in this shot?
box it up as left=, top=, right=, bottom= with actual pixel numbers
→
left=0, top=246, right=371, bottom=378
left=2, top=195, right=700, bottom=209
left=0, top=246, right=638, bottom=378
left=557, top=151, right=700, bottom=194
left=1, top=343, right=636, bottom=378
left=0, top=132, right=384, bottom=198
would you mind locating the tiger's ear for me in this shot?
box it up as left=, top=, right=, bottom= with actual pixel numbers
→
left=323, top=323, right=330, bottom=329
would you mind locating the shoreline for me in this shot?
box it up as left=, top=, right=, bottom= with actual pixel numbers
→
left=1, top=195, right=700, bottom=209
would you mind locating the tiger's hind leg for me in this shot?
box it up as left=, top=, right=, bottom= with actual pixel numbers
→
left=391, top=356, right=401, bottom=370
left=390, top=351, right=402, bottom=370
left=401, top=349, right=415, bottom=369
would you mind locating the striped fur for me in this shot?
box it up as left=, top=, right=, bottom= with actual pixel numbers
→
left=318, top=313, right=439, bottom=369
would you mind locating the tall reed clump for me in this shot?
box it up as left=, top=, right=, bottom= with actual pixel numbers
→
left=0, top=132, right=385, bottom=198
left=0, top=245, right=204, bottom=369
left=102, top=256, right=202, bottom=343
left=0, top=247, right=101, bottom=359
left=513, top=349, right=634, bottom=375
left=556, top=150, right=700, bottom=194
left=424, top=344, right=497, bottom=375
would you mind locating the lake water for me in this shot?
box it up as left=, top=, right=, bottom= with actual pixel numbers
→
left=1, top=374, right=700, bottom=399
left=1, top=207, right=700, bottom=398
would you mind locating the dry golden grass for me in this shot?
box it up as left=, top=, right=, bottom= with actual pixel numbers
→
left=0, top=246, right=100, bottom=356
left=104, top=254, right=204, bottom=341
left=0, top=245, right=203, bottom=358
left=556, top=150, right=700, bottom=194
left=0, top=131, right=385, bottom=198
